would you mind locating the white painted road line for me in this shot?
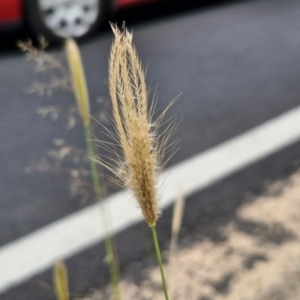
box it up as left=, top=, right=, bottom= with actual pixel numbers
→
left=1, top=106, right=300, bottom=293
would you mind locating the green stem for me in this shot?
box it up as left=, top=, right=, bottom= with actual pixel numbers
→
left=151, top=226, right=169, bottom=300
left=83, top=124, right=121, bottom=300
left=83, top=124, right=102, bottom=199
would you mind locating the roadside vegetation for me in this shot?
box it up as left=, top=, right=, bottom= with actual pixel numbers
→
left=19, top=24, right=181, bottom=300
left=18, top=22, right=300, bottom=300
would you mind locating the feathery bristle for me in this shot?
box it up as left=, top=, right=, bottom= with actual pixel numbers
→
left=108, top=24, right=175, bottom=226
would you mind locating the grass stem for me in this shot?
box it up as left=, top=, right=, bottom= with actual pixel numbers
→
left=151, top=225, right=169, bottom=300
left=83, top=124, right=121, bottom=300
left=83, top=124, right=102, bottom=199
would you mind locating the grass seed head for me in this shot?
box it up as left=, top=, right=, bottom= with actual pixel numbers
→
left=53, top=261, right=69, bottom=300
left=65, top=39, right=90, bottom=126
left=107, top=24, right=177, bottom=226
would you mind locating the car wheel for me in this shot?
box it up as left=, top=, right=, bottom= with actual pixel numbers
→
left=26, top=0, right=107, bottom=41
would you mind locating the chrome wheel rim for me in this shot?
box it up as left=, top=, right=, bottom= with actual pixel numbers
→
left=38, top=0, right=100, bottom=38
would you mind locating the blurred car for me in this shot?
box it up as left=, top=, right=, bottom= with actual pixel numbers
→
left=0, top=0, right=158, bottom=40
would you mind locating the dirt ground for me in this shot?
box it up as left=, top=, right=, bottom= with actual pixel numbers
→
left=81, top=171, right=300, bottom=300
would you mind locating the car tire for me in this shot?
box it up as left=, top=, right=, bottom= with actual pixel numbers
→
left=25, top=0, right=108, bottom=41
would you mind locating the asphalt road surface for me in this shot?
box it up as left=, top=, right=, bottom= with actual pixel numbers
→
left=1, top=0, right=300, bottom=298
